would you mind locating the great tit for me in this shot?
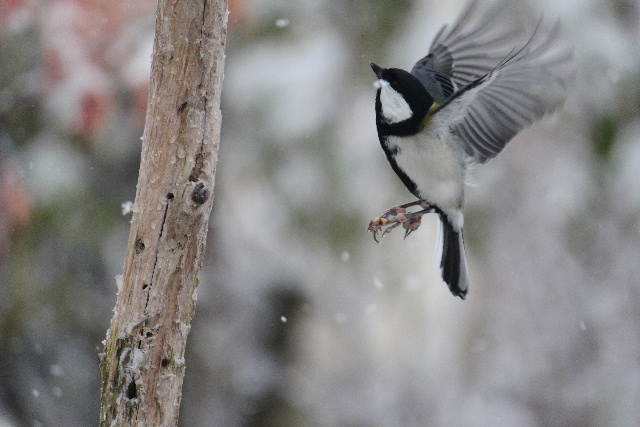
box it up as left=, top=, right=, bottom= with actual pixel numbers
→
left=368, top=0, right=573, bottom=299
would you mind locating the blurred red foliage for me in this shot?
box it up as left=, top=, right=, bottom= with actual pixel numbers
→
left=0, top=161, right=32, bottom=258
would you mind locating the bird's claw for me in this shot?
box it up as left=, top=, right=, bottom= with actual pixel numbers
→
left=368, top=202, right=430, bottom=243
left=368, top=207, right=406, bottom=243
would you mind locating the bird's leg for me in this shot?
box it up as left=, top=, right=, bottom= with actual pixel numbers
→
left=368, top=200, right=424, bottom=235
left=368, top=201, right=432, bottom=242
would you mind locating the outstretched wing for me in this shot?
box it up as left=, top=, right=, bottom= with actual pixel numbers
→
left=434, top=20, right=573, bottom=163
left=411, top=0, right=531, bottom=91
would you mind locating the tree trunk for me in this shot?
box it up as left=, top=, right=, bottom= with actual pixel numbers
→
left=99, top=1, right=227, bottom=426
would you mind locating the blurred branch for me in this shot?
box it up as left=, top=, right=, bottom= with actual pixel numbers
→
left=99, top=0, right=227, bottom=426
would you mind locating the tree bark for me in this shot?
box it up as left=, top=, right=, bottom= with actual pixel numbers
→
left=99, top=1, right=227, bottom=426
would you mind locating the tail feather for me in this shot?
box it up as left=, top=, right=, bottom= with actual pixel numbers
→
left=439, top=215, right=469, bottom=299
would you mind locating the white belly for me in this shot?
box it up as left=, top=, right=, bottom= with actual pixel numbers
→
left=388, top=131, right=465, bottom=213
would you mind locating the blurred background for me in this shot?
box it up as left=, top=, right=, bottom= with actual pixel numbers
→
left=1, top=0, right=639, bottom=426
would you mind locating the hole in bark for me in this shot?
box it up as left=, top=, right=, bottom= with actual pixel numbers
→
left=135, top=238, right=145, bottom=254
left=166, top=192, right=174, bottom=200
left=146, top=332, right=153, bottom=338
left=191, top=181, right=209, bottom=206
left=178, top=101, right=187, bottom=113
left=126, top=380, right=137, bottom=399
left=142, top=284, right=148, bottom=290
left=161, top=358, right=170, bottom=368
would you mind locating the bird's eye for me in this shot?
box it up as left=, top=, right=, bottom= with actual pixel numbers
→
left=391, top=81, right=399, bottom=89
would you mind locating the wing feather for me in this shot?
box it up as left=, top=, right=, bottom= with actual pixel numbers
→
left=433, top=19, right=573, bottom=163
left=413, top=0, right=532, bottom=88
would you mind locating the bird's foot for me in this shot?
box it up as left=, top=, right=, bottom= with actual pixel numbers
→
left=368, top=201, right=432, bottom=243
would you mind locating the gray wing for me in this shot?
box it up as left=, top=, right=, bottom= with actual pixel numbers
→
left=435, top=20, right=573, bottom=163
left=411, top=0, right=532, bottom=93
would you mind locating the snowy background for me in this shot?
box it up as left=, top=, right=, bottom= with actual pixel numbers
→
left=1, top=0, right=639, bottom=426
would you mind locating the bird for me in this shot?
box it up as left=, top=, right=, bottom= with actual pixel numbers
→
left=368, top=0, right=573, bottom=299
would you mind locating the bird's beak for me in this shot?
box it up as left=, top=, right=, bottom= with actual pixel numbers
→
left=370, top=62, right=384, bottom=78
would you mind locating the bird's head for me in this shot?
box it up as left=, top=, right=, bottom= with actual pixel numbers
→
left=371, top=62, right=433, bottom=128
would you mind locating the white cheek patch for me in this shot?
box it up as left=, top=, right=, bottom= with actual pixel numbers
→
left=378, top=82, right=412, bottom=123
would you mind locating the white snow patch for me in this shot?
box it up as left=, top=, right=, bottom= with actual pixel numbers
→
left=131, top=348, right=147, bottom=371
left=275, top=18, right=290, bottom=28
left=175, top=320, right=191, bottom=337
left=121, top=201, right=134, bottom=215
left=121, top=320, right=145, bottom=338
left=115, top=275, right=123, bottom=292
left=49, top=364, right=63, bottom=377
left=341, top=251, right=350, bottom=263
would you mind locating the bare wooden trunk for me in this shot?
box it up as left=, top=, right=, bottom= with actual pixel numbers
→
left=99, top=1, right=227, bottom=426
